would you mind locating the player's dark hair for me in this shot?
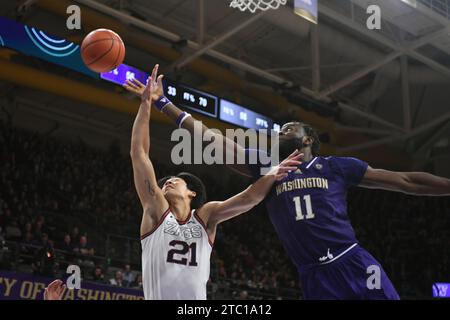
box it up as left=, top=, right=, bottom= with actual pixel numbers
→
left=157, top=172, right=207, bottom=209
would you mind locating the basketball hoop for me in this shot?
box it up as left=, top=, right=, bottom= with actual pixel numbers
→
left=230, top=0, right=288, bottom=13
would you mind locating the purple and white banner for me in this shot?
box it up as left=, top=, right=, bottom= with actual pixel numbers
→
left=294, top=0, right=318, bottom=24
left=0, top=270, right=144, bottom=300
left=433, top=283, right=450, bottom=298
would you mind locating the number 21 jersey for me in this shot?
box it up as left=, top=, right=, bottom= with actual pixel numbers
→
left=141, top=208, right=212, bottom=300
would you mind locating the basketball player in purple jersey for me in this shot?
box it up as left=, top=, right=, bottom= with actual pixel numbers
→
left=125, top=67, right=450, bottom=300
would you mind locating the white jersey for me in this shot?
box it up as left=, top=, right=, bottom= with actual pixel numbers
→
left=141, top=208, right=213, bottom=300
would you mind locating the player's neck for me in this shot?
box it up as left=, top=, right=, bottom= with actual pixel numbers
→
left=170, top=200, right=192, bottom=221
left=300, top=149, right=314, bottom=163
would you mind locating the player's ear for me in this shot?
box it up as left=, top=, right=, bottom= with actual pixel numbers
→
left=303, top=135, right=314, bottom=147
left=189, top=190, right=197, bottom=198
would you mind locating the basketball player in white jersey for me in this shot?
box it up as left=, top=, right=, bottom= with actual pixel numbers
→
left=132, top=65, right=302, bottom=300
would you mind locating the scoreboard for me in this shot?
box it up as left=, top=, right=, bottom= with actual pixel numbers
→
left=101, top=64, right=279, bottom=131
left=220, top=99, right=280, bottom=132
left=164, top=79, right=218, bottom=118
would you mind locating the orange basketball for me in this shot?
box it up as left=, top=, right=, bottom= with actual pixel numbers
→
left=81, top=29, right=125, bottom=73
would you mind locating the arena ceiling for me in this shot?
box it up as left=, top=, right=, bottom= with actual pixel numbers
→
left=1, top=0, right=450, bottom=175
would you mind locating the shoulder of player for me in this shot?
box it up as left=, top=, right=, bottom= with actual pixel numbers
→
left=194, top=201, right=220, bottom=227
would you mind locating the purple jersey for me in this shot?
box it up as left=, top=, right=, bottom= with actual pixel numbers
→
left=246, top=150, right=369, bottom=270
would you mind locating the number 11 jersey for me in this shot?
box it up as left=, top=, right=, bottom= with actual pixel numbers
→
left=141, top=208, right=212, bottom=300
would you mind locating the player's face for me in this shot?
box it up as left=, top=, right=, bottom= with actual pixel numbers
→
left=275, top=122, right=308, bottom=158
left=162, top=177, right=184, bottom=194
left=279, top=122, right=305, bottom=139
left=162, top=177, right=195, bottom=202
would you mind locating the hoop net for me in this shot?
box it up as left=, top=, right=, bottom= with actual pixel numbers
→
left=230, top=0, right=288, bottom=13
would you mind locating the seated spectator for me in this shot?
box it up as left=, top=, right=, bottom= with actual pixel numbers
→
left=239, top=290, right=249, bottom=300
left=23, top=222, right=32, bottom=235
left=70, top=226, right=80, bottom=244
left=92, top=266, right=106, bottom=284
left=72, top=235, right=95, bottom=268
left=130, top=274, right=143, bottom=289
left=122, top=264, right=135, bottom=287
left=32, top=235, right=56, bottom=277
left=109, top=270, right=124, bottom=287
left=5, top=219, right=22, bottom=241
left=21, top=231, right=35, bottom=255
left=59, top=234, right=73, bottom=253
left=73, top=235, right=94, bottom=256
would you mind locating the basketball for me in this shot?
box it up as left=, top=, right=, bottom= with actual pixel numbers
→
left=81, top=28, right=125, bottom=73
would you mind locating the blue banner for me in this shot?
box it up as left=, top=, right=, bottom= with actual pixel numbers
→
left=0, top=270, right=144, bottom=300
left=0, top=16, right=97, bottom=78
left=294, top=0, right=318, bottom=24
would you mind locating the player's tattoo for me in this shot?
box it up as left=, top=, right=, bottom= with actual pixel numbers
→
left=144, top=179, right=156, bottom=196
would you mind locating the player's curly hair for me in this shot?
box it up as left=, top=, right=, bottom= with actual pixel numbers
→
left=157, top=172, right=207, bottom=209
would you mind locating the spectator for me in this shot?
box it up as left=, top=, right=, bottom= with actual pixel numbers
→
left=239, top=290, right=249, bottom=300
left=109, top=270, right=124, bottom=287
left=131, top=274, right=143, bottom=289
left=5, top=219, right=22, bottom=241
left=122, top=264, right=135, bottom=287
left=70, top=226, right=80, bottom=244
left=72, top=235, right=95, bottom=268
left=73, top=235, right=94, bottom=256
left=59, top=234, right=73, bottom=253
left=32, top=235, right=56, bottom=277
left=92, top=266, right=106, bottom=284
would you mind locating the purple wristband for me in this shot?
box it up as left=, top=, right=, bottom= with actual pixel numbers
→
left=176, top=112, right=191, bottom=128
left=154, top=96, right=171, bottom=112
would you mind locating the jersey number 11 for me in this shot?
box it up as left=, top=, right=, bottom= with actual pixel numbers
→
left=293, top=195, right=315, bottom=220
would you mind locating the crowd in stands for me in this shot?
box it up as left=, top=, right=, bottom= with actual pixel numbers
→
left=1, top=119, right=449, bottom=299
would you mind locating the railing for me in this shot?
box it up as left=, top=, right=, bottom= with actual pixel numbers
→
left=0, top=239, right=303, bottom=300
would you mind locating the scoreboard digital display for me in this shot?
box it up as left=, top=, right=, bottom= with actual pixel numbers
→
left=101, top=64, right=148, bottom=86
left=220, top=99, right=280, bottom=132
left=164, top=80, right=218, bottom=118
left=101, top=68, right=218, bottom=118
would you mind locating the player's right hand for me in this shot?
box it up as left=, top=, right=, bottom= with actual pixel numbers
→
left=44, top=279, right=66, bottom=300
left=124, top=64, right=164, bottom=102
left=269, top=149, right=304, bottom=180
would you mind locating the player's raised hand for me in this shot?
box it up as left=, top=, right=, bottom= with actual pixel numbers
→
left=269, top=149, right=303, bottom=181
left=44, top=279, right=66, bottom=300
left=123, top=77, right=145, bottom=97
left=124, top=64, right=165, bottom=101
left=141, top=64, right=166, bottom=105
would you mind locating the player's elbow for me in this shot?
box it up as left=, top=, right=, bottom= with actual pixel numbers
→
left=130, top=147, right=145, bottom=159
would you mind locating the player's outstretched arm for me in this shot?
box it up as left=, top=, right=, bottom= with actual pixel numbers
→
left=124, top=70, right=252, bottom=177
left=44, top=279, right=66, bottom=300
left=130, top=65, right=169, bottom=237
left=198, top=150, right=302, bottom=229
left=360, top=167, right=450, bottom=196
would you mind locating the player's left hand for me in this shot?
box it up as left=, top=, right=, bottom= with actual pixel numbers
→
left=269, top=149, right=303, bottom=180
left=44, top=279, right=66, bottom=300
